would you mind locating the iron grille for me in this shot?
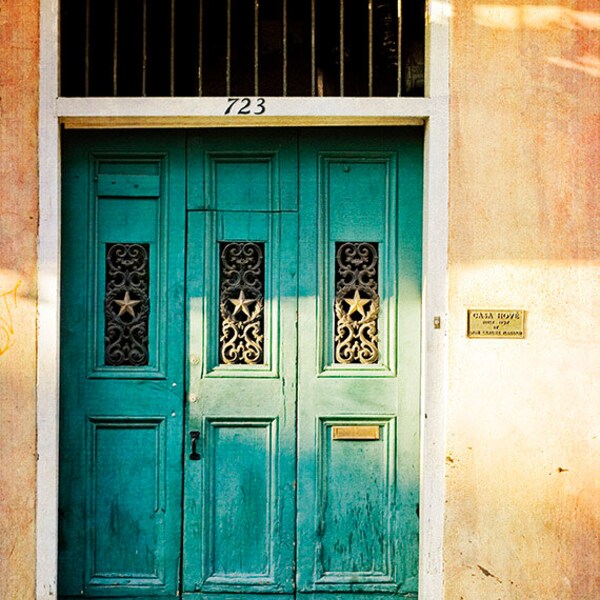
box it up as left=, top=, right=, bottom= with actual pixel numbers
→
left=334, top=242, right=379, bottom=364
left=219, top=242, right=265, bottom=365
left=60, top=0, right=424, bottom=97
left=104, top=243, right=150, bottom=366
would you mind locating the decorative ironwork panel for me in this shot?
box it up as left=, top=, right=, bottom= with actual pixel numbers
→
left=334, top=242, right=379, bottom=364
left=104, top=243, right=150, bottom=366
left=61, top=0, right=425, bottom=98
left=219, top=242, right=265, bottom=365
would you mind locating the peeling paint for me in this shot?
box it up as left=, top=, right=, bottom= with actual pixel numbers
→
left=477, top=564, right=502, bottom=583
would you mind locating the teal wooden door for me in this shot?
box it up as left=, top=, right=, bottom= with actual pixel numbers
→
left=295, top=129, right=422, bottom=598
left=183, top=132, right=299, bottom=599
left=60, top=131, right=187, bottom=597
left=60, top=128, right=421, bottom=600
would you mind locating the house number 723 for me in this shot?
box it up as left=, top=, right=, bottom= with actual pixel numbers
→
left=224, top=97, right=266, bottom=115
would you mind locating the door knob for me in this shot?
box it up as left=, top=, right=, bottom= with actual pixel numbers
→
left=189, top=431, right=201, bottom=460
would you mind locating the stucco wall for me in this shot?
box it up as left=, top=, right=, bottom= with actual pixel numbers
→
left=0, top=0, right=599, bottom=597
left=0, top=1, right=39, bottom=598
left=446, top=0, right=600, bottom=597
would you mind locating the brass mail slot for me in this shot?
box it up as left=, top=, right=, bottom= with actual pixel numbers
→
left=332, top=425, right=380, bottom=441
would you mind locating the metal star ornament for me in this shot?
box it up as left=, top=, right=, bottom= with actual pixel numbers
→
left=343, top=290, right=370, bottom=317
left=229, top=290, right=256, bottom=317
left=114, top=291, right=141, bottom=317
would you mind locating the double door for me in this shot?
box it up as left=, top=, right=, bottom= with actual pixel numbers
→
left=59, top=129, right=422, bottom=599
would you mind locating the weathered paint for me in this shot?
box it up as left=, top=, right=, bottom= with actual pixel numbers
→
left=59, top=132, right=187, bottom=597
left=0, top=0, right=39, bottom=598
left=60, top=130, right=421, bottom=598
left=0, top=0, right=598, bottom=597
left=447, top=0, right=600, bottom=597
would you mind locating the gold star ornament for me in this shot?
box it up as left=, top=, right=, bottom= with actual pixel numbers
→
left=114, top=291, right=141, bottom=317
left=229, top=290, right=256, bottom=317
left=343, top=290, right=370, bottom=317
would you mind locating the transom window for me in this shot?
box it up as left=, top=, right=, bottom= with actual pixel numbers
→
left=60, top=0, right=425, bottom=97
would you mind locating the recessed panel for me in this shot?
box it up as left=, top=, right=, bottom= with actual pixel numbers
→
left=328, top=160, right=388, bottom=242
left=206, top=419, right=276, bottom=583
left=317, top=418, right=395, bottom=585
left=319, top=153, right=396, bottom=374
left=86, top=418, right=166, bottom=588
left=203, top=210, right=280, bottom=378
left=213, top=157, right=273, bottom=211
left=97, top=161, right=161, bottom=198
left=95, top=232, right=159, bottom=375
left=92, top=155, right=166, bottom=378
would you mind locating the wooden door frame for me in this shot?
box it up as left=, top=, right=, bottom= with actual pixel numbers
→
left=37, top=3, right=449, bottom=599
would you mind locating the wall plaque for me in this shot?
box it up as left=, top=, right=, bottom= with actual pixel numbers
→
left=467, top=309, right=525, bottom=338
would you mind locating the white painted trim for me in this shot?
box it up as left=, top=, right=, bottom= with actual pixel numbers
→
left=57, top=96, right=437, bottom=118
left=37, top=0, right=60, bottom=598
left=417, top=5, right=450, bottom=598
left=418, top=117, right=448, bottom=600
left=37, top=0, right=448, bottom=598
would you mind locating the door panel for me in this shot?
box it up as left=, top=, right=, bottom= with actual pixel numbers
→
left=60, top=131, right=186, bottom=597
left=296, top=129, right=422, bottom=598
left=183, top=132, right=298, bottom=598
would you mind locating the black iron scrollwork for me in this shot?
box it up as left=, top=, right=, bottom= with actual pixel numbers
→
left=219, top=242, right=265, bottom=365
left=104, top=243, right=150, bottom=366
left=334, top=242, right=379, bottom=364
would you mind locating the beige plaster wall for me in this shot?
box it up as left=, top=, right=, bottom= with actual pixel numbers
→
left=0, top=0, right=39, bottom=598
left=0, top=0, right=599, bottom=598
left=446, top=0, right=600, bottom=597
